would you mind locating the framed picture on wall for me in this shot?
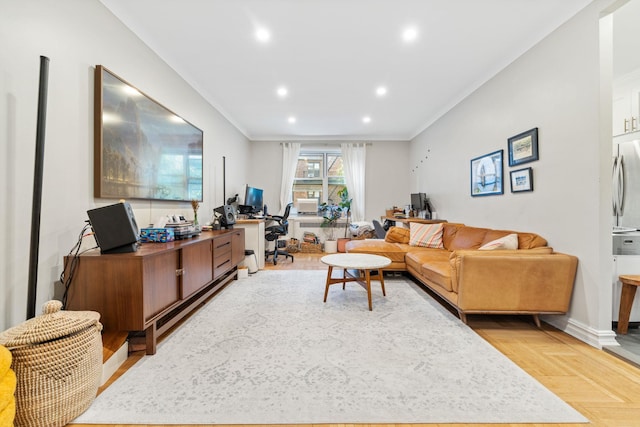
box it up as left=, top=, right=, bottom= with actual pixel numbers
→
left=94, top=65, right=204, bottom=202
left=507, top=127, right=538, bottom=166
left=510, top=167, right=533, bottom=193
left=470, top=150, right=504, bottom=197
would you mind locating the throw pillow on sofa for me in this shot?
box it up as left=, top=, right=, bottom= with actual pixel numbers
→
left=479, top=233, right=518, bottom=250
left=384, top=226, right=410, bottom=243
left=409, top=222, right=444, bottom=248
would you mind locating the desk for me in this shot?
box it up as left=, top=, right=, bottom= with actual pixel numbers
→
left=235, top=219, right=265, bottom=270
left=381, top=216, right=446, bottom=228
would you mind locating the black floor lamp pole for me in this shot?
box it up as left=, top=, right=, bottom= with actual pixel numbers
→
left=27, top=55, right=49, bottom=319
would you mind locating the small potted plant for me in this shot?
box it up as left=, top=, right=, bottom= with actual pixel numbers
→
left=320, top=202, right=341, bottom=253
left=336, top=188, right=352, bottom=252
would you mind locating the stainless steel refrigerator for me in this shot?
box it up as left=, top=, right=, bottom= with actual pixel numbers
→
left=613, top=136, right=640, bottom=230
left=612, top=134, right=640, bottom=323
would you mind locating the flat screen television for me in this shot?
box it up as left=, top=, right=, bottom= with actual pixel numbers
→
left=94, top=65, right=203, bottom=202
left=242, top=185, right=264, bottom=214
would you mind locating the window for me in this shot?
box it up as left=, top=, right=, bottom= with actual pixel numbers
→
left=292, top=151, right=345, bottom=207
left=157, top=152, right=203, bottom=201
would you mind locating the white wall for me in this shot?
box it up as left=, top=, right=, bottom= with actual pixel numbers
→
left=0, top=0, right=250, bottom=331
left=410, top=0, right=616, bottom=346
left=247, top=140, right=411, bottom=222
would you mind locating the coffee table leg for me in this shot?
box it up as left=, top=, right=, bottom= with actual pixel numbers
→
left=323, top=265, right=334, bottom=303
left=342, top=268, right=347, bottom=290
left=364, top=269, right=372, bottom=311
left=379, top=269, right=386, bottom=296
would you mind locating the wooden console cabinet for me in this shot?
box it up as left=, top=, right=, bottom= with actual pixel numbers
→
left=65, top=229, right=245, bottom=354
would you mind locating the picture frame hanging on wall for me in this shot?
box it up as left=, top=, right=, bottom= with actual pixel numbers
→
left=470, top=149, right=503, bottom=197
left=510, top=167, right=534, bottom=193
left=507, top=127, right=538, bottom=166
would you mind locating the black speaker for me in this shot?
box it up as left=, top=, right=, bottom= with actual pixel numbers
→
left=87, top=202, right=139, bottom=254
left=214, top=205, right=236, bottom=228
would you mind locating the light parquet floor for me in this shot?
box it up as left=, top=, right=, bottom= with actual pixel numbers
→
left=82, top=253, right=640, bottom=427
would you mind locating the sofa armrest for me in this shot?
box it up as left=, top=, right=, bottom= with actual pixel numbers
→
left=449, top=249, right=578, bottom=313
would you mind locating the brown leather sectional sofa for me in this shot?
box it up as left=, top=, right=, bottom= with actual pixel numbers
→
left=344, top=223, right=578, bottom=326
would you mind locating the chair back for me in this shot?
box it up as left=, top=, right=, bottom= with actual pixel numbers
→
left=280, top=203, right=292, bottom=232
left=372, top=219, right=387, bottom=239
left=282, top=203, right=292, bottom=220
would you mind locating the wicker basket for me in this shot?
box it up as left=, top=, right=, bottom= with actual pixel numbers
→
left=0, top=345, right=16, bottom=427
left=0, top=301, right=103, bottom=427
left=299, top=242, right=323, bottom=253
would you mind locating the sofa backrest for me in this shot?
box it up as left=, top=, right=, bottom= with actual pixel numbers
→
left=442, top=223, right=547, bottom=250
left=483, top=229, right=547, bottom=249
left=384, top=222, right=548, bottom=250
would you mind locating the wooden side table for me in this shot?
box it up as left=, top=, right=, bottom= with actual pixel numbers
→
left=617, top=274, right=640, bottom=334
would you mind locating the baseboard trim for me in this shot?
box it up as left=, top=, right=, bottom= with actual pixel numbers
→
left=101, top=340, right=128, bottom=386
left=544, top=316, right=618, bottom=349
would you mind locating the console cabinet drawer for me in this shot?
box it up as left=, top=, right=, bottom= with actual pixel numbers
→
left=212, top=233, right=233, bottom=278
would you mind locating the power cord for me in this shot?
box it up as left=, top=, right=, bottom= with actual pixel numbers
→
left=59, top=221, right=97, bottom=309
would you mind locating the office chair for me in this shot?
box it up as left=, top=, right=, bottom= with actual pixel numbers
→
left=265, top=203, right=294, bottom=265
left=372, top=219, right=387, bottom=239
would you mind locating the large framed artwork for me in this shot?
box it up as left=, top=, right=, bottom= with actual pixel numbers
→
left=470, top=150, right=504, bottom=197
left=94, top=65, right=203, bottom=202
left=507, top=127, right=538, bottom=166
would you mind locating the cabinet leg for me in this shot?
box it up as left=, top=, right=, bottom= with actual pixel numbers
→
left=145, top=323, right=157, bottom=355
left=532, top=314, right=541, bottom=328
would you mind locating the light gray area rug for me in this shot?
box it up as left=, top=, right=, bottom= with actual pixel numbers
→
left=74, top=270, right=587, bottom=424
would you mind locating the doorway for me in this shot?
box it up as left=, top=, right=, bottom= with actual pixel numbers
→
left=603, top=0, right=640, bottom=367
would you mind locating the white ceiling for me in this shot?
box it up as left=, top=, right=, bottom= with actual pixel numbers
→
left=99, top=0, right=593, bottom=141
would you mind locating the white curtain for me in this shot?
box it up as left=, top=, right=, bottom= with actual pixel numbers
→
left=341, top=143, right=366, bottom=222
left=279, top=142, right=301, bottom=214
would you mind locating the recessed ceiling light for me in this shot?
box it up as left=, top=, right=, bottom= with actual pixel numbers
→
left=376, top=86, right=387, bottom=97
left=256, top=28, right=271, bottom=43
left=362, top=116, right=371, bottom=124
left=402, top=27, right=418, bottom=43
left=277, top=86, right=288, bottom=98
left=288, top=116, right=296, bottom=124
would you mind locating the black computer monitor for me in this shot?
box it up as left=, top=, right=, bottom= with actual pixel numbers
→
left=411, top=193, right=426, bottom=211
left=243, top=185, right=264, bottom=214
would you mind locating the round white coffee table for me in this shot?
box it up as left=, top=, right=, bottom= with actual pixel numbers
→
left=321, top=253, right=392, bottom=311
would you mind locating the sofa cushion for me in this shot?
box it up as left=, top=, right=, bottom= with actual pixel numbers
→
left=409, top=223, right=444, bottom=248
left=479, top=233, right=518, bottom=250
left=406, top=249, right=453, bottom=291
left=345, top=239, right=409, bottom=263
left=446, top=226, right=489, bottom=250
left=384, top=226, right=410, bottom=244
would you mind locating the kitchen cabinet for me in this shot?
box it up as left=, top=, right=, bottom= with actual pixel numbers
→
left=613, top=70, right=640, bottom=136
